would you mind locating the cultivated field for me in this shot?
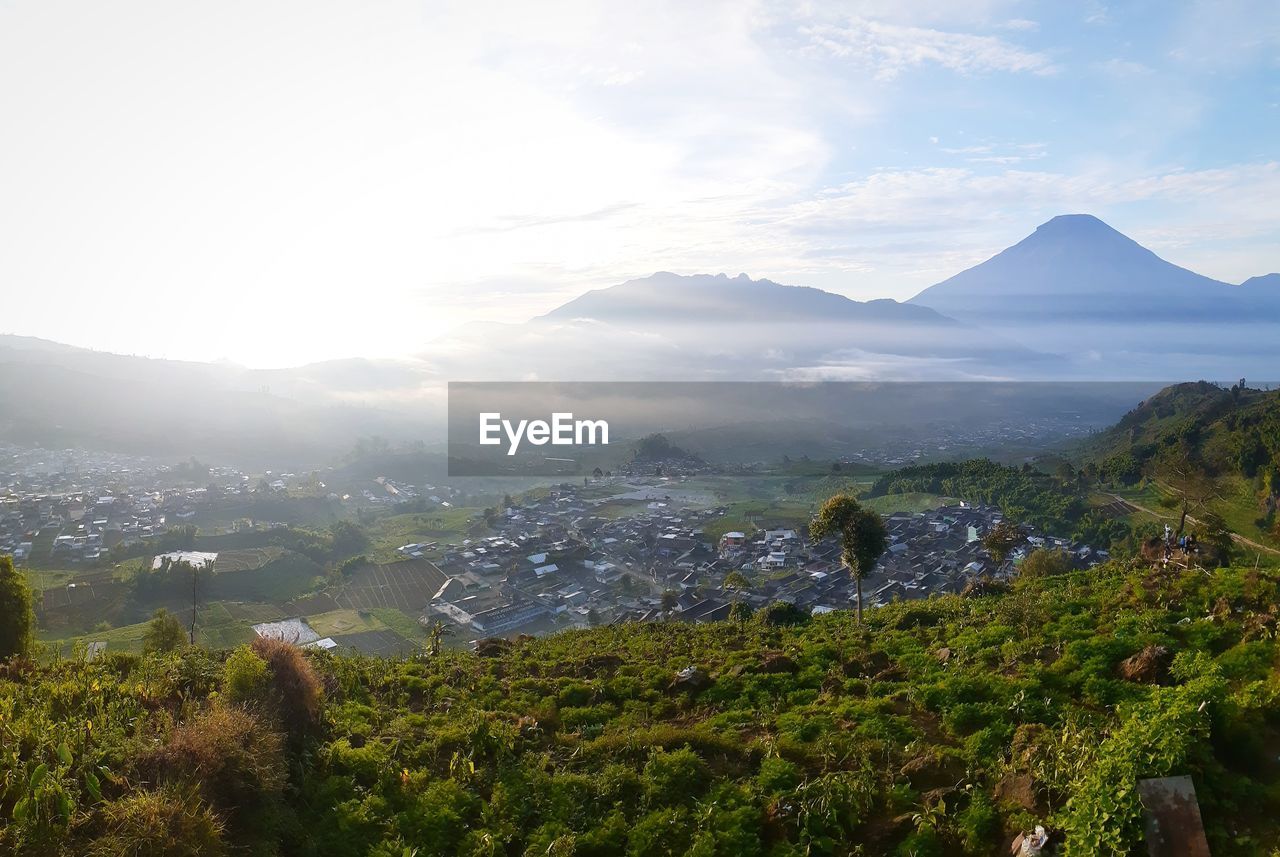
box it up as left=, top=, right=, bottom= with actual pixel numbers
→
left=329, top=558, right=447, bottom=613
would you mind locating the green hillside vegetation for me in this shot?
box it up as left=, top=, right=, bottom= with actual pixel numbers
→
left=868, top=459, right=1129, bottom=550
left=1077, top=381, right=1280, bottom=548
left=5, top=550, right=1280, bottom=855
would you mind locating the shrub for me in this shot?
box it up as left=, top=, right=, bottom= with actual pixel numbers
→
left=0, top=554, right=34, bottom=659
left=88, top=786, right=226, bottom=857
left=221, top=646, right=269, bottom=706
left=757, top=602, right=810, bottom=627
left=143, top=609, right=188, bottom=654
left=644, top=747, right=711, bottom=806
left=134, top=703, right=285, bottom=829
left=250, top=637, right=323, bottom=731
left=756, top=756, right=801, bottom=794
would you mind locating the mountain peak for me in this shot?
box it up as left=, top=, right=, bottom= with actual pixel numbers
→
left=908, top=213, right=1237, bottom=322
left=1240, top=273, right=1280, bottom=289
left=1032, top=213, right=1121, bottom=235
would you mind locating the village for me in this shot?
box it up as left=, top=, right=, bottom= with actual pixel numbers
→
left=3, top=440, right=1110, bottom=656
left=418, top=478, right=1109, bottom=645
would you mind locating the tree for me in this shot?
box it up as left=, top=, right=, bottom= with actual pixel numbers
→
left=981, top=521, right=1022, bottom=567
left=328, top=520, right=368, bottom=556
left=143, top=608, right=187, bottom=654
left=1017, top=547, right=1072, bottom=580
left=1197, top=512, right=1234, bottom=567
left=723, top=571, right=751, bottom=596
left=660, top=590, right=679, bottom=613
left=1156, top=446, right=1219, bottom=538
left=809, top=494, right=888, bottom=624
left=0, top=555, right=34, bottom=659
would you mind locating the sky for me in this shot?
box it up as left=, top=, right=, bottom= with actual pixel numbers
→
left=1, top=0, right=1278, bottom=367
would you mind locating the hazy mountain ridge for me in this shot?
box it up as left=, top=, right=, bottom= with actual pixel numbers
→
left=5, top=213, right=1278, bottom=460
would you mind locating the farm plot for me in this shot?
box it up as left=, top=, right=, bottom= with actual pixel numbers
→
left=39, top=570, right=125, bottom=612
left=212, top=547, right=285, bottom=573
left=209, top=551, right=323, bottom=603
left=330, top=559, right=446, bottom=612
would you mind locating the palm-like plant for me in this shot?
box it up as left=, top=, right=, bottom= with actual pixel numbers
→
left=809, top=495, right=888, bottom=624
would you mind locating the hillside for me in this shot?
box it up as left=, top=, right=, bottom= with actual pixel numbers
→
left=1075, top=381, right=1280, bottom=545
left=0, top=335, right=429, bottom=465
left=4, top=560, right=1280, bottom=855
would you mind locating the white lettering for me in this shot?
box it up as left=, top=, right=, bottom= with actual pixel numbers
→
left=503, top=419, right=528, bottom=456
left=526, top=420, right=551, bottom=446
left=480, top=413, right=610, bottom=455
left=575, top=419, right=608, bottom=446
left=479, top=413, right=502, bottom=445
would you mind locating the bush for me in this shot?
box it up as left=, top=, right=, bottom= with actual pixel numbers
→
left=143, top=609, right=188, bottom=654
left=757, top=602, right=810, bottom=627
left=250, top=636, right=324, bottom=732
left=756, top=756, right=801, bottom=794
left=134, top=704, right=285, bottom=829
left=644, top=747, right=711, bottom=806
left=221, top=646, right=269, bottom=706
left=0, top=554, right=34, bottom=659
left=88, top=786, right=226, bottom=857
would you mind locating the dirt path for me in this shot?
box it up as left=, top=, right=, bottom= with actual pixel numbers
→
left=1108, top=494, right=1280, bottom=557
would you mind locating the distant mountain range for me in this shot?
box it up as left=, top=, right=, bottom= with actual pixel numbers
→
left=423, top=271, right=1047, bottom=382
left=3, top=213, right=1276, bottom=461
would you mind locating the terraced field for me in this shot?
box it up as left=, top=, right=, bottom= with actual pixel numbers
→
left=329, top=558, right=447, bottom=612
left=212, top=546, right=286, bottom=572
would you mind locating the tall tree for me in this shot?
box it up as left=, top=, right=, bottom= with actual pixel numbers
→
left=0, top=555, right=34, bottom=659
left=1156, top=446, right=1219, bottom=537
left=660, top=590, right=679, bottom=613
left=982, top=520, right=1023, bottom=567
left=142, top=608, right=187, bottom=654
left=723, top=571, right=751, bottom=597
left=809, top=495, right=888, bottom=624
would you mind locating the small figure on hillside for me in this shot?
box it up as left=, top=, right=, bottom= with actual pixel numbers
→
left=1011, top=825, right=1049, bottom=856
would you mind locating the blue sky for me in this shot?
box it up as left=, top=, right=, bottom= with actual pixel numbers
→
left=1, top=0, right=1277, bottom=366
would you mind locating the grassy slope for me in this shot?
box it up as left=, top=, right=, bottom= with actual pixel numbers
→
left=10, top=560, right=1280, bottom=855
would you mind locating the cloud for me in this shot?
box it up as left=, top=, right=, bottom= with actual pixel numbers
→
left=801, top=16, right=1056, bottom=80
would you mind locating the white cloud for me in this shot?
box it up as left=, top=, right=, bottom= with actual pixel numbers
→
left=801, top=16, right=1056, bottom=80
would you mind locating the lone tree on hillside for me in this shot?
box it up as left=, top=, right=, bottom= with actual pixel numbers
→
left=1156, top=447, right=1220, bottom=538
left=143, top=608, right=187, bottom=654
left=0, top=555, right=34, bottom=660
left=809, top=495, right=888, bottom=624
left=982, top=520, right=1023, bottom=567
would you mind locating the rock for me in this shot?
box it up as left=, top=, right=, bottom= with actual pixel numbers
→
left=759, top=653, right=798, bottom=674
left=843, top=650, right=891, bottom=678
left=994, top=773, right=1040, bottom=812
left=475, top=637, right=512, bottom=658
left=899, top=752, right=965, bottom=790
left=1118, top=644, right=1172, bottom=684
left=935, top=647, right=952, bottom=663
left=672, top=666, right=712, bottom=692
